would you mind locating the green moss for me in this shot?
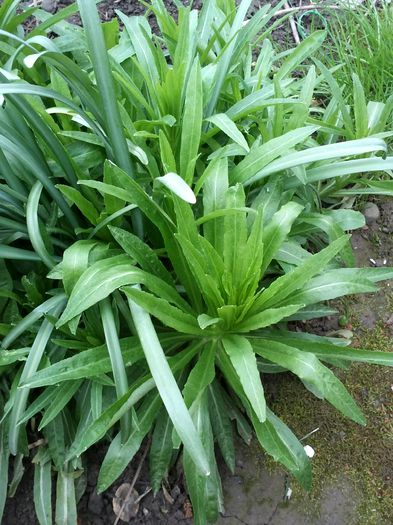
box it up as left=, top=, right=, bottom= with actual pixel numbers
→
left=263, top=297, right=393, bottom=524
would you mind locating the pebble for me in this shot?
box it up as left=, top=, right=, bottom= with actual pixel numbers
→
left=363, top=202, right=380, bottom=223
left=41, top=0, right=58, bottom=13
left=382, top=226, right=390, bottom=233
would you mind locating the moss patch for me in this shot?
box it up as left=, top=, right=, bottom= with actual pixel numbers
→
left=263, top=292, right=393, bottom=524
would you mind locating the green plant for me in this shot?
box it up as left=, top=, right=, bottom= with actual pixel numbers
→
left=322, top=1, right=393, bottom=103
left=1, top=1, right=393, bottom=524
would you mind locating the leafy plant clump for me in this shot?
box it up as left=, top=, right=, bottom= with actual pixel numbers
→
left=1, top=1, right=393, bottom=523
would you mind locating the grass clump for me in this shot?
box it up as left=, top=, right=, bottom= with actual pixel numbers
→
left=323, top=1, right=393, bottom=103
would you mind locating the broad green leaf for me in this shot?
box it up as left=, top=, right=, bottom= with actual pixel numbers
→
left=183, top=341, right=216, bottom=407
left=236, top=304, right=304, bottom=332
left=256, top=331, right=393, bottom=367
left=39, top=380, right=83, bottom=430
left=123, top=287, right=202, bottom=335
left=261, top=202, right=304, bottom=275
left=57, top=185, right=99, bottom=225
left=8, top=298, right=65, bottom=455
left=57, top=254, right=192, bottom=327
left=276, top=30, right=325, bottom=82
left=100, top=297, right=130, bottom=438
left=254, top=235, right=350, bottom=310
left=55, top=470, right=77, bottom=525
left=109, top=226, right=173, bottom=285
left=21, top=334, right=187, bottom=388
left=183, top=391, right=221, bottom=525
left=65, top=344, right=198, bottom=460
left=202, top=156, right=228, bottom=253
left=176, top=234, right=225, bottom=310
left=0, top=348, right=29, bottom=367
left=223, top=184, right=248, bottom=302
left=252, top=409, right=312, bottom=489
left=222, top=335, right=266, bottom=422
left=232, top=126, right=318, bottom=184
left=205, top=113, right=249, bottom=152
left=254, top=340, right=366, bottom=424
left=281, top=271, right=377, bottom=306
left=61, top=240, right=99, bottom=297
left=252, top=138, right=387, bottom=183
left=128, top=299, right=210, bottom=476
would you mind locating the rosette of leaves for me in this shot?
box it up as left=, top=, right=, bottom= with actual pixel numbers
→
left=1, top=1, right=393, bottom=524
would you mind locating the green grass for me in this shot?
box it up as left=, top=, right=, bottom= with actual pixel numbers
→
left=322, top=1, right=393, bottom=103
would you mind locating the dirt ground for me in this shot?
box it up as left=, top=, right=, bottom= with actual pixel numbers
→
left=4, top=1, right=393, bottom=524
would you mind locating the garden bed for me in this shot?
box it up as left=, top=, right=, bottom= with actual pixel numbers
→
left=4, top=198, right=392, bottom=524
left=2, top=1, right=393, bottom=524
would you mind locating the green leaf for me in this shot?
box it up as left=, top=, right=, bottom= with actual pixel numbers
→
left=123, top=287, right=202, bottom=335
left=257, top=331, right=393, bottom=367
left=61, top=240, right=99, bottom=297
left=223, top=184, right=248, bottom=302
left=109, top=226, right=173, bottom=285
left=34, top=459, right=52, bottom=525
left=128, top=298, right=210, bottom=476
left=57, top=254, right=192, bottom=327
left=150, top=410, right=174, bottom=494
left=252, top=408, right=312, bottom=489
left=97, top=394, right=162, bottom=492
left=183, top=341, right=216, bottom=407
left=180, top=59, right=203, bottom=184
left=39, top=380, right=83, bottom=430
left=254, top=340, right=366, bottom=424
left=253, top=138, right=387, bottom=183
left=19, top=336, right=144, bottom=388
left=202, top=157, right=228, bottom=253
left=209, top=382, right=235, bottom=473
left=276, top=30, right=325, bottom=81
left=282, top=271, right=377, bottom=306
left=261, top=202, right=304, bottom=275
left=231, top=127, right=318, bottom=184
left=222, top=335, right=266, bottom=422
left=236, top=304, right=304, bottom=332
left=57, top=185, right=99, bottom=225
left=205, top=113, right=249, bottom=152
left=55, top=470, right=77, bottom=525
left=255, top=235, right=350, bottom=310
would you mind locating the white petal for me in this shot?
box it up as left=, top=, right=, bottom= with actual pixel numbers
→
left=304, top=445, right=315, bottom=458
left=156, top=173, right=196, bottom=204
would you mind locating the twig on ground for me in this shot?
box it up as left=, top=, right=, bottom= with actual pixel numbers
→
left=273, top=4, right=341, bottom=17
left=113, top=436, right=152, bottom=525
left=285, top=2, right=301, bottom=44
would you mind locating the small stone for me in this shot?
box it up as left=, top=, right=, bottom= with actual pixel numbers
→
left=363, top=202, right=380, bottom=223
left=382, top=226, right=390, bottom=233
left=41, top=0, right=58, bottom=13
